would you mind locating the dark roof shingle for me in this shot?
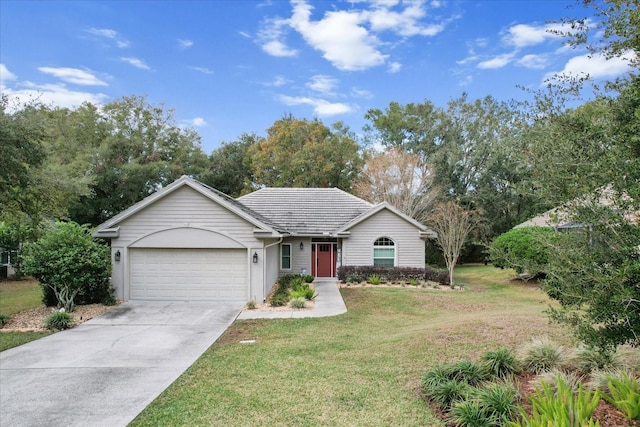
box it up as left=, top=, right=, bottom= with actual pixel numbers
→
left=237, top=188, right=372, bottom=235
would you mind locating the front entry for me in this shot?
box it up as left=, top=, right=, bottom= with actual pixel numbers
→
left=312, top=243, right=337, bottom=277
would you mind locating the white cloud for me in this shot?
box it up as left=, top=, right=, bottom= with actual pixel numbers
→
left=278, top=94, right=355, bottom=116
left=351, top=87, right=373, bottom=99
left=0, top=64, right=17, bottom=83
left=262, top=40, right=298, bottom=57
left=259, top=17, right=298, bottom=57
left=2, top=82, right=108, bottom=109
left=120, top=57, right=151, bottom=70
left=544, top=51, right=636, bottom=82
left=178, top=39, right=193, bottom=48
left=477, top=53, right=515, bottom=69
left=239, top=31, right=251, bottom=38
left=191, top=117, right=207, bottom=127
left=38, top=67, right=108, bottom=86
left=458, top=75, right=473, bottom=87
left=503, top=23, right=564, bottom=48
left=388, top=61, right=402, bottom=73
left=262, top=75, right=290, bottom=87
left=88, top=28, right=117, bottom=39
left=88, top=27, right=129, bottom=48
left=290, top=1, right=386, bottom=71
left=364, top=1, right=448, bottom=37
left=516, top=54, right=549, bottom=69
left=190, top=66, right=214, bottom=74
left=306, top=75, right=338, bottom=96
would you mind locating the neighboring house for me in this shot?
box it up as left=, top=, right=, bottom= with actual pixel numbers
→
left=0, top=248, right=17, bottom=279
left=515, top=186, right=639, bottom=231
left=94, top=175, right=436, bottom=303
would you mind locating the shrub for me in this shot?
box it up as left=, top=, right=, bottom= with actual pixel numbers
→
left=0, top=313, right=10, bottom=327
left=409, top=278, right=418, bottom=286
left=431, top=380, right=471, bottom=409
left=489, top=226, right=557, bottom=279
left=533, top=369, right=583, bottom=394
left=448, top=360, right=487, bottom=386
left=601, top=371, right=640, bottom=420
left=246, top=300, right=256, bottom=310
left=270, top=293, right=288, bottom=307
left=20, top=222, right=112, bottom=312
left=337, top=265, right=449, bottom=285
left=481, top=347, right=521, bottom=379
left=510, top=378, right=600, bottom=427
left=303, top=275, right=314, bottom=283
left=289, top=297, right=307, bottom=309
left=476, top=381, right=519, bottom=426
left=422, top=365, right=453, bottom=393
left=45, top=311, right=73, bottom=330
left=450, top=400, right=491, bottom=427
left=570, top=345, right=620, bottom=375
left=520, top=337, right=568, bottom=373
left=368, top=274, right=382, bottom=285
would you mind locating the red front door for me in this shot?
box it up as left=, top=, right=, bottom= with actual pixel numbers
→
left=313, top=243, right=337, bottom=277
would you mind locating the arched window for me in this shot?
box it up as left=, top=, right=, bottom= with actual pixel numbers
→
left=373, top=237, right=395, bottom=267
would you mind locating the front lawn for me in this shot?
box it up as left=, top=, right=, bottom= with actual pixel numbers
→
left=132, top=265, right=571, bottom=426
left=0, top=278, right=42, bottom=315
left=0, top=279, right=50, bottom=351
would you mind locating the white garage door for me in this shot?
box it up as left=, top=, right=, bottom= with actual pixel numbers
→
left=129, top=248, right=247, bottom=301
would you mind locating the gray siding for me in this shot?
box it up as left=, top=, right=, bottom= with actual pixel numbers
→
left=264, top=243, right=280, bottom=301
left=342, top=209, right=425, bottom=268
left=112, top=186, right=261, bottom=247
left=279, top=237, right=311, bottom=276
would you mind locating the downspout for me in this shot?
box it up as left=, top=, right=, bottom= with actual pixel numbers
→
left=263, top=236, right=284, bottom=302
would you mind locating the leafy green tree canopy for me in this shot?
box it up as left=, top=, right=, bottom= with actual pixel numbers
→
left=246, top=116, right=363, bottom=191
left=20, top=222, right=112, bottom=311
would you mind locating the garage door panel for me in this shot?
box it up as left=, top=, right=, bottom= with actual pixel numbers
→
left=130, top=248, right=247, bottom=301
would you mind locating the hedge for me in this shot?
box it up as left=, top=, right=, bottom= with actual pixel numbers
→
left=337, top=265, right=449, bottom=285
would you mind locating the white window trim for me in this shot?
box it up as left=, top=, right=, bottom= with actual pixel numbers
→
left=373, top=237, right=397, bottom=267
left=281, top=243, right=292, bottom=270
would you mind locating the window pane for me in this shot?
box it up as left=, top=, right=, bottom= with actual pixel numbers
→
left=281, top=244, right=291, bottom=269
left=374, top=248, right=394, bottom=258
left=374, top=258, right=395, bottom=267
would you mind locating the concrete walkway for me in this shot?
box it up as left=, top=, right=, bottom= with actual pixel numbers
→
left=238, top=279, right=347, bottom=319
left=0, top=301, right=243, bottom=427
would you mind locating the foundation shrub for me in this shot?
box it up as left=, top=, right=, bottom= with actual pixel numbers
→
left=337, top=265, right=449, bottom=285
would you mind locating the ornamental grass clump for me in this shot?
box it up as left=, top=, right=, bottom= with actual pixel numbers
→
left=45, top=311, right=73, bottom=330
left=475, top=381, right=520, bottom=426
left=570, top=345, right=621, bottom=376
left=480, top=347, right=521, bottom=380
left=520, top=337, right=568, bottom=374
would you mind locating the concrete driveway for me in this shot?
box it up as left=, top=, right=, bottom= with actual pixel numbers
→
left=0, top=301, right=243, bottom=427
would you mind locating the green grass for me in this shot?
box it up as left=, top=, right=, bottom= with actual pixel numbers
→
left=0, top=279, right=49, bottom=351
left=131, top=265, right=570, bottom=426
left=0, top=279, right=42, bottom=315
left=0, top=331, right=50, bottom=352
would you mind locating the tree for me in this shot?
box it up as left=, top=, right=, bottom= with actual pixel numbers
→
left=353, top=146, right=435, bottom=224
left=428, top=201, right=480, bottom=288
left=200, top=134, right=257, bottom=197
left=68, top=95, right=209, bottom=225
left=246, top=116, right=363, bottom=191
left=489, top=226, right=558, bottom=279
left=0, top=96, right=47, bottom=222
left=517, top=0, right=640, bottom=350
left=364, top=96, right=543, bottom=239
left=20, top=222, right=112, bottom=311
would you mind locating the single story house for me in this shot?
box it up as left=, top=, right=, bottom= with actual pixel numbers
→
left=94, top=175, right=436, bottom=303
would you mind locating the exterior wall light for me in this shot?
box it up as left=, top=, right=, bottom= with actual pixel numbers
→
left=114, top=250, right=121, bottom=262
left=253, top=252, right=258, bottom=263
left=300, top=242, right=304, bottom=250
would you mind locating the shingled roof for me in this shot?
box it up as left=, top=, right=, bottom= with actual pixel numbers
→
left=237, top=187, right=373, bottom=235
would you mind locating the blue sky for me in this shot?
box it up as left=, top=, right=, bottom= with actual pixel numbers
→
left=0, top=0, right=634, bottom=153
